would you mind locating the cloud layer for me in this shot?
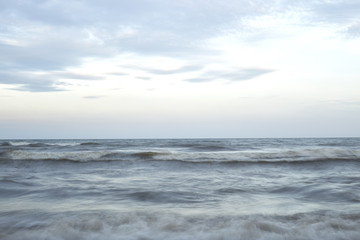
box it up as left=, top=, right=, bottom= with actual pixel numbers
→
left=185, top=68, right=273, bottom=83
left=0, top=0, right=359, bottom=92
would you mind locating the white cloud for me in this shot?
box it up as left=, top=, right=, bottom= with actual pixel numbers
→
left=185, top=68, right=273, bottom=83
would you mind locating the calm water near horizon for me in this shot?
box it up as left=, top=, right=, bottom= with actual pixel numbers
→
left=1, top=138, right=359, bottom=239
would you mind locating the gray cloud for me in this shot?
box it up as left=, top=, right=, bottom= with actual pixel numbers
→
left=310, top=1, right=360, bottom=24
left=0, top=1, right=241, bottom=56
left=184, top=68, right=273, bottom=83
left=2, top=1, right=357, bottom=60
left=2, top=0, right=303, bottom=61
left=0, top=34, right=112, bottom=72
left=185, top=77, right=214, bottom=83
left=137, top=65, right=203, bottom=75
left=0, top=71, right=103, bottom=92
left=210, top=68, right=273, bottom=81
left=55, top=72, right=103, bottom=81
left=346, top=22, right=360, bottom=37
left=0, top=0, right=93, bottom=26
left=10, top=84, right=64, bottom=92
left=0, top=0, right=357, bottom=92
left=0, top=72, right=64, bottom=92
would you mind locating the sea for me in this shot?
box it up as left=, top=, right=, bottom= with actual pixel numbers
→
left=0, top=138, right=359, bottom=240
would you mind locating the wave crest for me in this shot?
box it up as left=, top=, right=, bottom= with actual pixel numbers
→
left=1, top=211, right=359, bottom=240
left=1, top=147, right=359, bottom=165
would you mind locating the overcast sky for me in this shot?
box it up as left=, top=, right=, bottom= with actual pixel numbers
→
left=1, top=0, right=359, bottom=138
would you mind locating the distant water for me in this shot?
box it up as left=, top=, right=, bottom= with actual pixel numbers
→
left=1, top=138, right=359, bottom=240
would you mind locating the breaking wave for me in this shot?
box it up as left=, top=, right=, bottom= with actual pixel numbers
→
left=1, top=210, right=359, bottom=240
left=0, top=147, right=359, bottom=165
left=1, top=138, right=359, bottom=240
left=0, top=140, right=99, bottom=148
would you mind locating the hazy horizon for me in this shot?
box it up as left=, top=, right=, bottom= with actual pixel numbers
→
left=1, top=136, right=359, bottom=141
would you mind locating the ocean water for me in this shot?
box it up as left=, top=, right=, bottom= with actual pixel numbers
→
left=0, top=138, right=359, bottom=240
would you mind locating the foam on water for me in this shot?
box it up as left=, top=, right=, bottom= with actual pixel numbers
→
left=1, top=140, right=81, bottom=147
left=1, top=211, right=359, bottom=240
left=1, top=147, right=359, bottom=164
left=4, top=150, right=107, bottom=162
left=1, top=138, right=359, bottom=240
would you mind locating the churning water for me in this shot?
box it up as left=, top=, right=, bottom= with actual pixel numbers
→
left=1, top=138, right=359, bottom=239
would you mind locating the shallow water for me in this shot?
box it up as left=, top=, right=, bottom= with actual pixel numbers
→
left=1, top=138, right=359, bottom=239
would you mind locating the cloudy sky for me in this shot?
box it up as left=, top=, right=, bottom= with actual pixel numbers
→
left=0, top=0, right=359, bottom=138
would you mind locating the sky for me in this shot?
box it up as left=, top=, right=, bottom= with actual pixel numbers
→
left=0, top=0, right=359, bottom=139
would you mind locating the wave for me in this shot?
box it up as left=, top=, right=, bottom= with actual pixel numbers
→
left=1, top=210, right=359, bottom=240
left=0, top=141, right=80, bottom=147
left=0, top=149, right=173, bottom=163
left=151, top=158, right=360, bottom=166
left=80, top=142, right=101, bottom=146
left=28, top=143, right=51, bottom=147
left=0, top=141, right=31, bottom=147
left=0, top=142, right=12, bottom=147
left=130, top=151, right=172, bottom=159
left=127, top=190, right=204, bottom=204
left=1, top=143, right=360, bottom=165
left=175, top=143, right=235, bottom=151
left=1, top=149, right=359, bottom=166
left=0, top=150, right=107, bottom=162
left=1, top=141, right=54, bottom=147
